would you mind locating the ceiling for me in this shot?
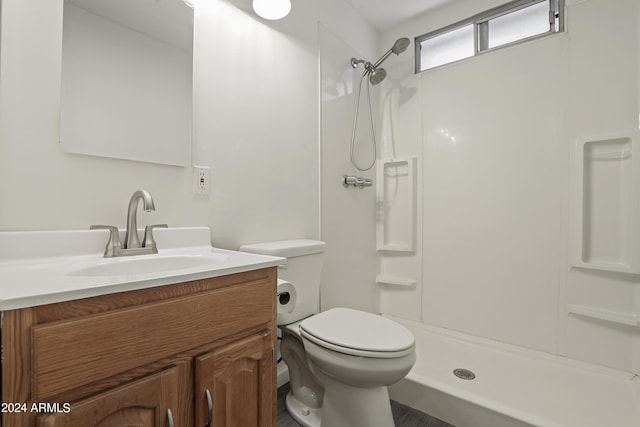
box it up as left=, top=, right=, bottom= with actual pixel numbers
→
left=343, top=0, right=457, bottom=33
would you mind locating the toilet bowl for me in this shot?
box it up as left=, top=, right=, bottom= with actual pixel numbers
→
left=298, top=308, right=415, bottom=427
left=279, top=308, right=415, bottom=427
left=238, top=240, right=416, bottom=427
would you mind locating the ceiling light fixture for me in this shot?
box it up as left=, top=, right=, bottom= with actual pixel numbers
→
left=252, top=0, right=291, bottom=20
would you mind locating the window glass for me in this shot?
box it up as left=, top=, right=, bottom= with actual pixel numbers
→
left=419, top=25, right=474, bottom=71
left=487, top=1, right=550, bottom=49
left=415, top=0, right=564, bottom=73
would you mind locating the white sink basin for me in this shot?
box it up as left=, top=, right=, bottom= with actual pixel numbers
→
left=0, top=226, right=284, bottom=311
left=68, top=253, right=230, bottom=277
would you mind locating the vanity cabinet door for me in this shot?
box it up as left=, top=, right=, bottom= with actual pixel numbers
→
left=36, top=367, right=179, bottom=427
left=195, top=332, right=275, bottom=427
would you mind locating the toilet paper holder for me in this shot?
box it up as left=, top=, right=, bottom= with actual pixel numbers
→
left=278, top=291, right=291, bottom=305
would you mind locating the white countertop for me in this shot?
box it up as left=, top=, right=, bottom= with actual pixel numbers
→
left=0, top=227, right=283, bottom=311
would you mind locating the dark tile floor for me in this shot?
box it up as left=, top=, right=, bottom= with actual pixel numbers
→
left=277, top=384, right=454, bottom=427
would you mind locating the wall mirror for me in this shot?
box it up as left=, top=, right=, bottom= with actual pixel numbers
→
left=60, top=0, right=193, bottom=167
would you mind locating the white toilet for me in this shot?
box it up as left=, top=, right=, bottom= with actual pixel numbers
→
left=239, top=240, right=416, bottom=427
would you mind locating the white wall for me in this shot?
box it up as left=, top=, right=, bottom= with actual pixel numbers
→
left=379, top=0, right=640, bottom=373
left=0, top=0, right=376, bottom=256
left=193, top=0, right=321, bottom=248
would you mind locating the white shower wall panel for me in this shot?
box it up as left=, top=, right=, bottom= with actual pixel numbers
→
left=319, top=24, right=379, bottom=313
left=377, top=57, right=423, bottom=321
left=379, top=0, right=640, bottom=374
left=417, top=35, right=568, bottom=353
left=559, top=0, right=640, bottom=373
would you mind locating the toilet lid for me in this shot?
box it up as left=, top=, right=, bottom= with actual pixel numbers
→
left=299, top=308, right=415, bottom=358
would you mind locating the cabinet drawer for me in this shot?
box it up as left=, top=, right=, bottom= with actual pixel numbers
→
left=32, top=278, right=273, bottom=400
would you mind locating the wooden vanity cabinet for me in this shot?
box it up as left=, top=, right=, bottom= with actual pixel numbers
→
left=1, top=267, right=278, bottom=427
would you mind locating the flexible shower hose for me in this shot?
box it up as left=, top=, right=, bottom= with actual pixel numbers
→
left=349, top=72, right=377, bottom=171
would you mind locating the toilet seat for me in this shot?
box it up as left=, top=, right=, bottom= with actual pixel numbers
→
left=299, top=308, right=415, bottom=358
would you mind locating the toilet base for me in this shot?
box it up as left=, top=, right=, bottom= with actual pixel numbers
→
left=286, top=391, right=321, bottom=427
left=320, top=380, right=394, bottom=427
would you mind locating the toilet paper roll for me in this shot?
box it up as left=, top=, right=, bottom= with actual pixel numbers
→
left=277, top=279, right=297, bottom=325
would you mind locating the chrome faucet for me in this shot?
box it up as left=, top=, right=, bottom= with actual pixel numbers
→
left=125, top=189, right=155, bottom=249
left=91, top=189, right=167, bottom=257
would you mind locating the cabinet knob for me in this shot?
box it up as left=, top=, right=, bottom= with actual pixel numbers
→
left=167, top=408, right=175, bottom=427
left=205, top=388, right=213, bottom=427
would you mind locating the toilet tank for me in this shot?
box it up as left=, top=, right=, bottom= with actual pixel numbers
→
left=239, top=240, right=325, bottom=324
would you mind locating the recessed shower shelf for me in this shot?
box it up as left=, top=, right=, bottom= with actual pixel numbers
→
left=570, top=130, right=640, bottom=274
left=586, top=150, right=631, bottom=160
left=567, top=304, right=640, bottom=328
left=376, top=157, right=417, bottom=252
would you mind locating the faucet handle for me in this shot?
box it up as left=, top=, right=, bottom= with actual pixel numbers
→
left=143, top=224, right=168, bottom=253
left=90, top=225, right=122, bottom=257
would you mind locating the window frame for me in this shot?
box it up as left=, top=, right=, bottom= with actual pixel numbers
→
left=414, top=0, right=565, bottom=74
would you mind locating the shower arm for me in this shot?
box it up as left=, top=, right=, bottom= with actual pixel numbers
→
left=351, top=58, right=377, bottom=81
left=351, top=58, right=366, bottom=68
left=371, top=49, right=394, bottom=70
left=352, top=49, right=395, bottom=79
left=352, top=56, right=387, bottom=74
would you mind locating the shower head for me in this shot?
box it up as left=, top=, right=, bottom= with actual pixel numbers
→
left=369, top=67, right=387, bottom=85
left=362, top=61, right=386, bottom=85
left=392, top=37, right=410, bottom=55
left=371, top=37, right=411, bottom=69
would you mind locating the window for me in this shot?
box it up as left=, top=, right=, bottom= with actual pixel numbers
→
left=415, top=0, right=564, bottom=73
left=419, top=24, right=474, bottom=71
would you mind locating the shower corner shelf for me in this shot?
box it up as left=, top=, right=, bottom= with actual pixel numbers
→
left=570, top=130, right=640, bottom=274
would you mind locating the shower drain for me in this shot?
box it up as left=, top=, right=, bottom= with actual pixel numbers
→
left=453, top=368, right=476, bottom=380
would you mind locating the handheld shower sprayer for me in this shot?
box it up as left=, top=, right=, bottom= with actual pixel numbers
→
left=349, top=37, right=410, bottom=171
left=373, top=37, right=410, bottom=68
left=350, top=37, right=410, bottom=86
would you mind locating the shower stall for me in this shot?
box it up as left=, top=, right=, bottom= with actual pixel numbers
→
left=319, top=0, right=640, bottom=425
